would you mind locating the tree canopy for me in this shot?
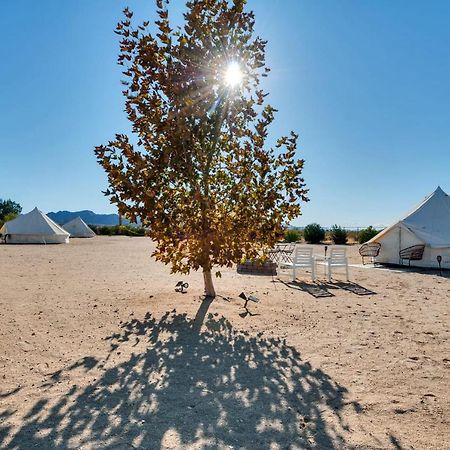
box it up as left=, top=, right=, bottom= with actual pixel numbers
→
left=0, top=199, right=22, bottom=221
left=95, top=0, right=308, bottom=296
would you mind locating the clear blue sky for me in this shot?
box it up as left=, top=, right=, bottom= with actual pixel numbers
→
left=1, top=0, right=449, bottom=228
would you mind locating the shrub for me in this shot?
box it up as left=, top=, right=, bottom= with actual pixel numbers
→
left=284, top=229, right=301, bottom=243
left=99, top=225, right=113, bottom=236
left=0, top=199, right=22, bottom=221
left=358, top=226, right=379, bottom=244
left=115, top=225, right=129, bottom=235
left=331, top=225, right=348, bottom=245
left=0, top=212, right=18, bottom=229
left=90, top=224, right=146, bottom=237
left=346, top=230, right=359, bottom=243
left=303, top=223, right=325, bottom=244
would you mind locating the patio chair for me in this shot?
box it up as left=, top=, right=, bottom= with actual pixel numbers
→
left=399, top=245, right=425, bottom=266
left=359, top=242, right=381, bottom=265
left=288, top=246, right=316, bottom=281
left=327, top=247, right=349, bottom=282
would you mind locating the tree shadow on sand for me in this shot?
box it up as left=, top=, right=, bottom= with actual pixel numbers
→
left=1, top=304, right=364, bottom=449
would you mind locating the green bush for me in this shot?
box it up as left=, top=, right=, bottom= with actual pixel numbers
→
left=89, top=224, right=146, bottom=237
left=0, top=199, right=22, bottom=221
left=284, top=229, right=301, bottom=243
left=346, top=230, right=359, bottom=243
left=120, top=225, right=146, bottom=236
left=0, top=212, right=18, bottom=229
left=303, top=223, right=325, bottom=244
left=358, top=226, right=379, bottom=244
left=331, top=225, right=348, bottom=245
left=115, top=225, right=129, bottom=235
left=100, top=225, right=113, bottom=236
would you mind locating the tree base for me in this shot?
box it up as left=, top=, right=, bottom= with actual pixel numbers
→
left=203, top=270, right=216, bottom=298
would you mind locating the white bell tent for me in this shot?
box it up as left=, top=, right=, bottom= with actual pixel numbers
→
left=62, top=216, right=96, bottom=238
left=0, top=207, right=70, bottom=244
left=370, top=187, right=450, bottom=268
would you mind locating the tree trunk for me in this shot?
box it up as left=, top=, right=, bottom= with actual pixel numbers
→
left=203, top=269, right=216, bottom=298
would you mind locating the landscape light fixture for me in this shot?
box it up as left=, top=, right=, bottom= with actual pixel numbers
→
left=175, top=281, right=189, bottom=293
left=238, top=292, right=259, bottom=309
left=437, top=255, right=442, bottom=276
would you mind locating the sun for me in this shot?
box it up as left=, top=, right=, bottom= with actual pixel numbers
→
left=224, top=61, right=243, bottom=88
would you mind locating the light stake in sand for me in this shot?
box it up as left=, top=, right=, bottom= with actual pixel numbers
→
left=437, top=255, right=442, bottom=276
left=238, top=292, right=259, bottom=316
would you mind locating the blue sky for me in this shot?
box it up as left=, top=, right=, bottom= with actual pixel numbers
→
left=1, top=0, right=449, bottom=228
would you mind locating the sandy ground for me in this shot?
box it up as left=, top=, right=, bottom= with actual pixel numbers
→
left=0, top=236, right=449, bottom=450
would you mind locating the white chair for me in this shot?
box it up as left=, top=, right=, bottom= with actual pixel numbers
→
left=327, top=248, right=349, bottom=281
left=288, top=246, right=316, bottom=281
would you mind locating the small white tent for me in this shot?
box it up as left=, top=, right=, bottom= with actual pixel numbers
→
left=370, top=187, right=450, bottom=268
left=0, top=207, right=69, bottom=244
left=62, top=217, right=96, bottom=238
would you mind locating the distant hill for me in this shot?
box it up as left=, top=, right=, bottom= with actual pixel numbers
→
left=48, top=210, right=130, bottom=226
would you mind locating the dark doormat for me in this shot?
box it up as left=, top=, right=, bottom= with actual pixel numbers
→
left=289, top=281, right=334, bottom=298
left=334, top=282, right=376, bottom=296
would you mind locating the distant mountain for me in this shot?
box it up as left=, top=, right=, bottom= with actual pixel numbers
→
left=48, top=210, right=130, bottom=226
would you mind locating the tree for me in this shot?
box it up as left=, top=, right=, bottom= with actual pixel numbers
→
left=303, top=223, right=325, bottom=244
left=358, top=226, right=379, bottom=244
left=284, top=229, right=301, bottom=243
left=95, top=0, right=308, bottom=297
left=0, top=199, right=22, bottom=221
left=330, top=225, right=348, bottom=245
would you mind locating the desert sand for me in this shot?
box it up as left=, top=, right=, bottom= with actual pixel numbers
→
left=0, top=236, right=449, bottom=449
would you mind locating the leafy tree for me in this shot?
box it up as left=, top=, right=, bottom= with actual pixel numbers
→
left=95, top=0, right=308, bottom=297
left=330, top=225, right=348, bottom=245
left=0, top=212, right=19, bottom=229
left=0, top=199, right=22, bottom=221
left=303, top=223, right=325, bottom=244
left=358, top=226, right=379, bottom=244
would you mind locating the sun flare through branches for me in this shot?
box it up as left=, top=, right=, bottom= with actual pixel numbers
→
left=224, top=61, right=244, bottom=88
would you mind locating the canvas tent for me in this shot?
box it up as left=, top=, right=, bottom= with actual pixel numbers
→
left=370, top=187, right=450, bottom=269
left=62, top=216, right=96, bottom=238
left=0, top=207, right=69, bottom=244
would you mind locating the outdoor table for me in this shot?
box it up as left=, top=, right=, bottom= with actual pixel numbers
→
left=268, top=243, right=295, bottom=268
